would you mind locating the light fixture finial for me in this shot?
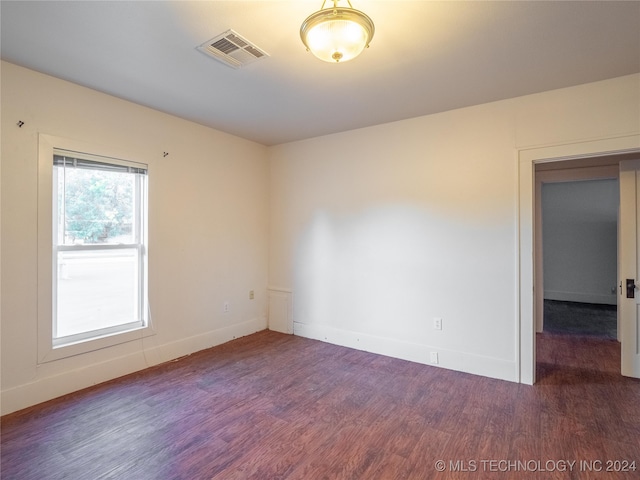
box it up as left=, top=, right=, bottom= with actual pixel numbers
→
left=300, top=0, right=375, bottom=63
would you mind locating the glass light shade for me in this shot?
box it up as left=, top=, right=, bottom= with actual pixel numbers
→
left=301, top=7, right=374, bottom=63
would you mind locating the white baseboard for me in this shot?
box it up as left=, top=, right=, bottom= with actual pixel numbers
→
left=1, top=317, right=266, bottom=415
left=293, top=322, right=518, bottom=383
left=544, top=290, right=617, bottom=305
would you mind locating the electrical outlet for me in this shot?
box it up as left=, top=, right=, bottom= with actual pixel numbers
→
left=223, top=301, right=230, bottom=313
left=434, top=317, right=442, bottom=330
left=430, top=352, right=439, bottom=364
left=249, top=290, right=254, bottom=300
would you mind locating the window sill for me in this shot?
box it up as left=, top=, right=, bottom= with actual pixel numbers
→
left=38, top=323, right=155, bottom=364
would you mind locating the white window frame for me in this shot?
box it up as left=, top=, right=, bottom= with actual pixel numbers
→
left=38, top=134, right=154, bottom=363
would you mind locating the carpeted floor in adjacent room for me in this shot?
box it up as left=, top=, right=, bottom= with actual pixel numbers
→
left=543, top=299, right=617, bottom=339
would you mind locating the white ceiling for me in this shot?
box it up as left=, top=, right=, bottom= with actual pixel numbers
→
left=1, top=1, right=639, bottom=146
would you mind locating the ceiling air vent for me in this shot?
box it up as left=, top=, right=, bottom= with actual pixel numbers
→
left=197, top=30, right=269, bottom=69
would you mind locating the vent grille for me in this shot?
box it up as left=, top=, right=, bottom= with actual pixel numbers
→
left=197, top=30, right=269, bottom=69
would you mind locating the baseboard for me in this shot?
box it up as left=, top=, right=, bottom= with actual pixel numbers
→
left=293, top=322, right=518, bottom=383
left=150, top=316, right=267, bottom=364
left=544, top=290, right=617, bottom=305
left=1, top=317, right=266, bottom=416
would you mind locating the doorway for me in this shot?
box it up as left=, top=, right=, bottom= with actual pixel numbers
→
left=539, top=175, right=619, bottom=340
left=517, top=135, right=640, bottom=385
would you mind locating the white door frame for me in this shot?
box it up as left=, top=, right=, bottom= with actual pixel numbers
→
left=518, top=135, right=640, bottom=385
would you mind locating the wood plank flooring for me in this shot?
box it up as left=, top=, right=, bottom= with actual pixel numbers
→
left=2, top=330, right=640, bottom=479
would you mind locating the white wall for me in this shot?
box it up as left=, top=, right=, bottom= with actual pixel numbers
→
left=1, top=62, right=270, bottom=414
left=542, top=179, right=619, bottom=305
left=269, top=74, right=640, bottom=382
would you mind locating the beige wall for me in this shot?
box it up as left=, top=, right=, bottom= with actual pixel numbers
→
left=269, top=74, right=640, bottom=381
left=1, top=62, right=270, bottom=414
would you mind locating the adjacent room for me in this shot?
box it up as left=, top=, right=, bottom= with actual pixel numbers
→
left=2, top=1, right=639, bottom=478
left=541, top=175, right=619, bottom=339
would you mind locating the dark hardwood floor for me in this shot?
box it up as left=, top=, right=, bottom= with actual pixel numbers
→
left=2, top=330, right=639, bottom=479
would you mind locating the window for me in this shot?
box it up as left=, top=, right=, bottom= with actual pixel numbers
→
left=38, top=135, right=153, bottom=362
left=52, top=152, right=148, bottom=347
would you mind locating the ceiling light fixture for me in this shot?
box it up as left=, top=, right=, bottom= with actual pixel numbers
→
left=300, top=0, right=374, bottom=63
